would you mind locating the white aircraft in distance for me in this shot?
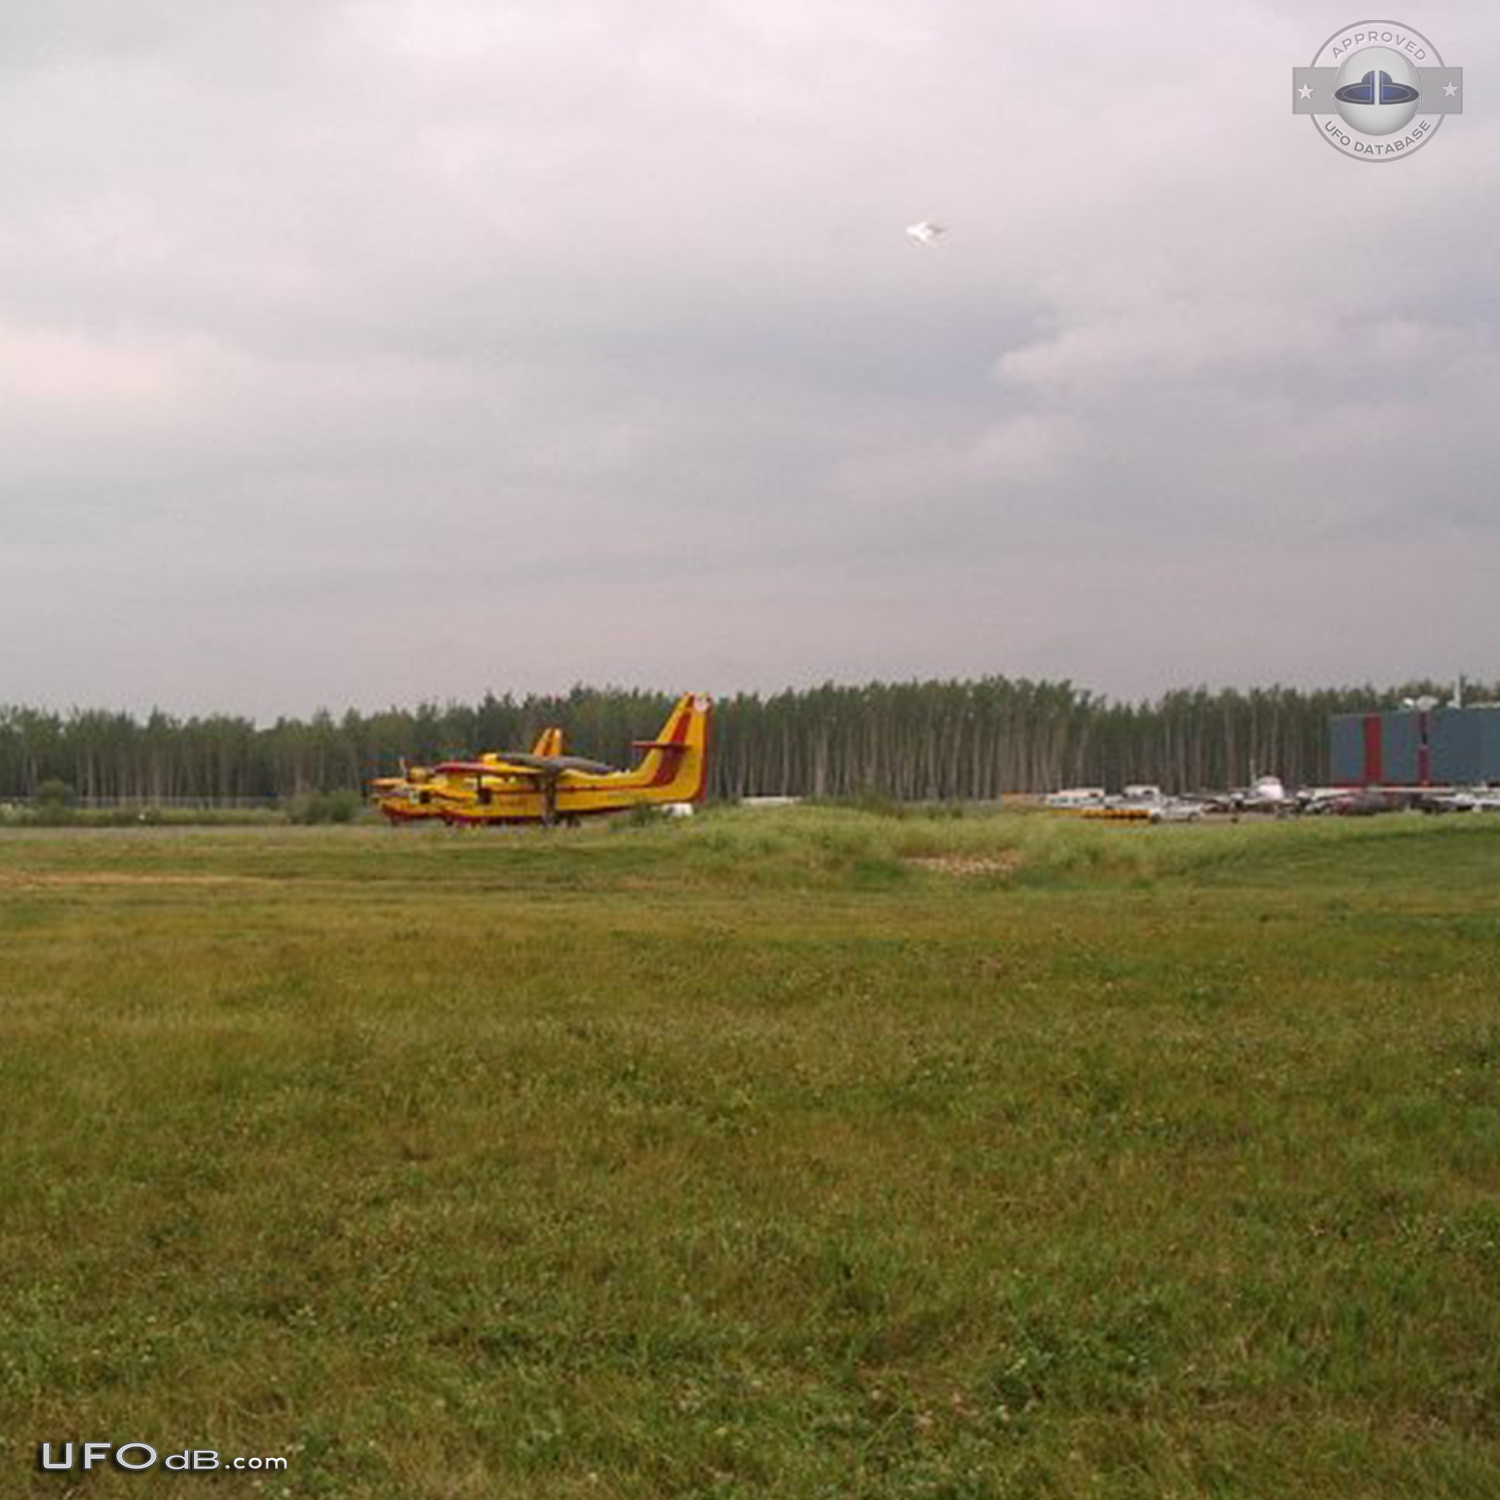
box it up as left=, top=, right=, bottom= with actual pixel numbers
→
left=1197, top=774, right=1301, bottom=816
left=905, top=220, right=947, bottom=245
left=1241, top=774, right=1290, bottom=810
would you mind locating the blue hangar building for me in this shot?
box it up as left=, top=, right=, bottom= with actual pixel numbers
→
left=1331, top=704, right=1500, bottom=787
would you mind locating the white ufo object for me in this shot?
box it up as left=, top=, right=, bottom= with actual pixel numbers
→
left=905, top=220, right=947, bottom=245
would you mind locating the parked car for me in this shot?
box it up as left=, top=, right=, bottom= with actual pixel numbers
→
left=1326, top=790, right=1403, bottom=816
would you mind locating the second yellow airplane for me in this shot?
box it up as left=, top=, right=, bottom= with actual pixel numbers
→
left=370, top=726, right=567, bottom=824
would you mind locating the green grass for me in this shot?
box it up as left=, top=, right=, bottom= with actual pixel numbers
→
left=2, top=808, right=1499, bottom=1496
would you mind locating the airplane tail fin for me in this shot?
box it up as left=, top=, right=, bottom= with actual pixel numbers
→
left=530, top=725, right=565, bottom=758
left=631, top=694, right=712, bottom=803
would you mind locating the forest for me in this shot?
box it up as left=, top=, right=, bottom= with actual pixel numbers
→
left=0, top=678, right=1487, bottom=806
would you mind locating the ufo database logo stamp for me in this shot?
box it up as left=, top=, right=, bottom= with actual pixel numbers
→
left=1293, top=20, right=1462, bottom=160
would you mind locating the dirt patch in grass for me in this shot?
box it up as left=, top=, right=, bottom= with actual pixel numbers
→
left=0, top=871, right=267, bottom=888
left=904, top=853, right=1021, bottom=877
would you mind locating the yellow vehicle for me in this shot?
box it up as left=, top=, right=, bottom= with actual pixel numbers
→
left=371, top=726, right=567, bottom=824
left=423, top=693, right=712, bottom=827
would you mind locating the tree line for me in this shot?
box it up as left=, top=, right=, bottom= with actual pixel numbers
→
left=0, top=678, right=1488, bottom=805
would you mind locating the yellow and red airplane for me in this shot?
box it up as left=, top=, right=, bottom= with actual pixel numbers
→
left=371, top=725, right=568, bottom=824
left=375, top=694, right=712, bottom=827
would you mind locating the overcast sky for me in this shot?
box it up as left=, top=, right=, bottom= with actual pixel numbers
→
left=1, top=2, right=1495, bottom=721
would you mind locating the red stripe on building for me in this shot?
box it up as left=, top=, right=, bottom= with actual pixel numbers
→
left=1362, top=714, right=1383, bottom=786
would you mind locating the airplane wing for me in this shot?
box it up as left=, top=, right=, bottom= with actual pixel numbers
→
left=497, top=752, right=616, bottom=775
left=432, top=753, right=624, bottom=780
left=432, top=759, right=550, bottom=779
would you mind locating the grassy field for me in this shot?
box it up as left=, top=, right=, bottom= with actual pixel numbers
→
left=2, top=807, right=1499, bottom=1498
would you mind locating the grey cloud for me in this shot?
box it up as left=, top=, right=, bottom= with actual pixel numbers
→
left=0, top=2, right=1496, bottom=717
